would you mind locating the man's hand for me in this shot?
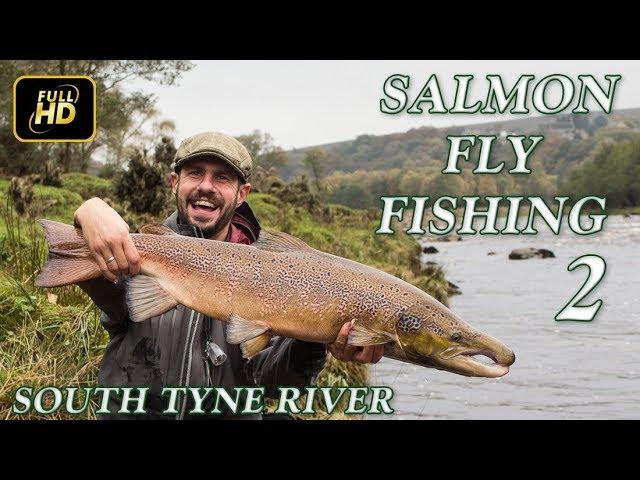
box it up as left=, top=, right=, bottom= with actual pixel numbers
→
left=328, top=321, right=385, bottom=364
left=74, top=197, right=141, bottom=283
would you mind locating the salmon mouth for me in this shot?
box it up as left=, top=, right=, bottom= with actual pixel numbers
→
left=439, top=347, right=515, bottom=378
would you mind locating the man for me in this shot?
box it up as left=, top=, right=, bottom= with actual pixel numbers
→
left=75, top=131, right=384, bottom=419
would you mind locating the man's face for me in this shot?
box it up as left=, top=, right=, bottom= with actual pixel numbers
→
left=170, top=157, right=251, bottom=239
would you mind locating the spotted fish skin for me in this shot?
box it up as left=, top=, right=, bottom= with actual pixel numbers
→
left=132, top=231, right=429, bottom=343
left=35, top=219, right=516, bottom=377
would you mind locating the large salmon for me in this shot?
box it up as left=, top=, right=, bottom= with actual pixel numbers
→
left=35, top=219, right=515, bottom=377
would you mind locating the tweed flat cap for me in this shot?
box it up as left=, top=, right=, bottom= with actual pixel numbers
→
left=172, top=131, right=253, bottom=181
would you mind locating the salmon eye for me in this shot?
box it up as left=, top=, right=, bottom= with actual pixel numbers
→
left=451, top=333, right=462, bottom=342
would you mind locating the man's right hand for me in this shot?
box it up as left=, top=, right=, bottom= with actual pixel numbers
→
left=328, top=321, right=384, bottom=364
left=74, top=197, right=141, bottom=283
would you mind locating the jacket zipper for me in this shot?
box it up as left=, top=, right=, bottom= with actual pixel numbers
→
left=176, top=310, right=199, bottom=420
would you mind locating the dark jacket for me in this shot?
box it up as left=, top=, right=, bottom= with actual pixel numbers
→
left=79, top=202, right=327, bottom=419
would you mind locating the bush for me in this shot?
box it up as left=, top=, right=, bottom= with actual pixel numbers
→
left=112, top=152, right=172, bottom=216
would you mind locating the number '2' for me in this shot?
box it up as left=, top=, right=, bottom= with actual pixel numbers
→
left=555, top=254, right=606, bottom=322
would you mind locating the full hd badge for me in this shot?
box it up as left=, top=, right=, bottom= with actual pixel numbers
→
left=13, top=76, right=96, bottom=142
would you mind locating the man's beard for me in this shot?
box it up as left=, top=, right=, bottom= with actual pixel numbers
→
left=176, top=188, right=238, bottom=239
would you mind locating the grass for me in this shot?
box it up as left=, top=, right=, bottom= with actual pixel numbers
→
left=0, top=179, right=452, bottom=419
left=0, top=274, right=106, bottom=419
left=0, top=193, right=108, bottom=418
left=61, top=173, right=113, bottom=201
left=0, top=179, right=81, bottom=240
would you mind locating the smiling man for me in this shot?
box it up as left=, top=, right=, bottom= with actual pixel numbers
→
left=73, top=131, right=382, bottom=420
left=171, top=132, right=253, bottom=243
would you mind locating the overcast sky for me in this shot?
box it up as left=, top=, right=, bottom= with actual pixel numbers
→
left=125, top=60, right=640, bottom=149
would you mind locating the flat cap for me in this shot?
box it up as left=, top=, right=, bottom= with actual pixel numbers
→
left=171, top=131, right=253, bottom=181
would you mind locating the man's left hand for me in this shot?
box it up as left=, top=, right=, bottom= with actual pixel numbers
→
left=328, top=321, right=384, bottom=364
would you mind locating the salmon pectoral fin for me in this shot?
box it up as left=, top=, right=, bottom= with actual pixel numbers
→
left=240, top=332, right=273, bottom=358
left=348, top=322, right=396, bottom=346
left=226, top=313, right=270, bottom=345
left=125, top=274, right=178, bottom=322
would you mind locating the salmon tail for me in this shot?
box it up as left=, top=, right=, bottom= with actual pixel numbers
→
left=35, top=219, right=101, bottom=288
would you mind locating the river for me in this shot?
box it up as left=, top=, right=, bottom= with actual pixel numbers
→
left=371, top=214, right=639, bottom=419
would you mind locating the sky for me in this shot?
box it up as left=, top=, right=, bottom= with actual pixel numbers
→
left=125, top=60, right=640, bottom=150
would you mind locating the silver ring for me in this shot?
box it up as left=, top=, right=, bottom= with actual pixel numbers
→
left=106, top=256, right=116, bottom=264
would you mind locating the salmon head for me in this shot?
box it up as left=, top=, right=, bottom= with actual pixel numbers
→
left=384, top=300, right=516, bottom=378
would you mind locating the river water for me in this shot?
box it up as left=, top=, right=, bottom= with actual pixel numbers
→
left=371, top=215, right=639, bottom=419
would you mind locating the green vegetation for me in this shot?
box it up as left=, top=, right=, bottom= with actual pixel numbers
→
left=112, top=152, right=171, bottom=216
left=0, top=193, right=107, bottom=419
left=61, top=173, right=113, bottom=201
left=281, top=112, right=640, bottom=210
left=0, top=179, right=81, bottom=237
left=561, top=137, right=640, bottom=209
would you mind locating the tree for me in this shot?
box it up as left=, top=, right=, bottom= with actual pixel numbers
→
left=303, top=148, right=328, bottom=200
left=236, top=130, right=289, bottom=172
left=100, top=89, right=159, bottom=168
left=153, top=130, right=177, bottom=169
left=428, top=172, right=466, bottom=198
left=561, top=136, right=640, bottom=208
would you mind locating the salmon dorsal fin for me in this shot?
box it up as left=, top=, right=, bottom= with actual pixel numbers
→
left=139, top=224, right=178, bottom=236
left=253, top=230, right=312, bottom=253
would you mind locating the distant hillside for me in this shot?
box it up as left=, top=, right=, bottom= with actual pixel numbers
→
left=282, top=107, right=640, bottom=182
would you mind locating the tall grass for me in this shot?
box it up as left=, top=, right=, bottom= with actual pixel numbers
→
left=0, top=195, right=46, bottom=283
left=0, top=195, right=107, bottom=419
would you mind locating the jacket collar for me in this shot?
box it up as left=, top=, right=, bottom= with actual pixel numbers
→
left=163, top=201, right=261, bottom=242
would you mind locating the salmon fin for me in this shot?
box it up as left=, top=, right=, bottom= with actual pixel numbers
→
left=348, top=322, right=395, bottom=346
left=226, top=313, right=270, bottom=344
left=35, top=256, right=102, bottom=287
left=253, top=230, right=312, bottom=253
left=139, top=224, right=177, bottom=236
left=240, top=332, right=273, bottom=358
left=126, top=274, right=178, bottom=322
left=35, top=219, right=101, bottom=287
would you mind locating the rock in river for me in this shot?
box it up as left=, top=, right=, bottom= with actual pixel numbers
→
left=508, top=247, right=556, bottom=260
left=431, top=234, right=463, bottom=242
